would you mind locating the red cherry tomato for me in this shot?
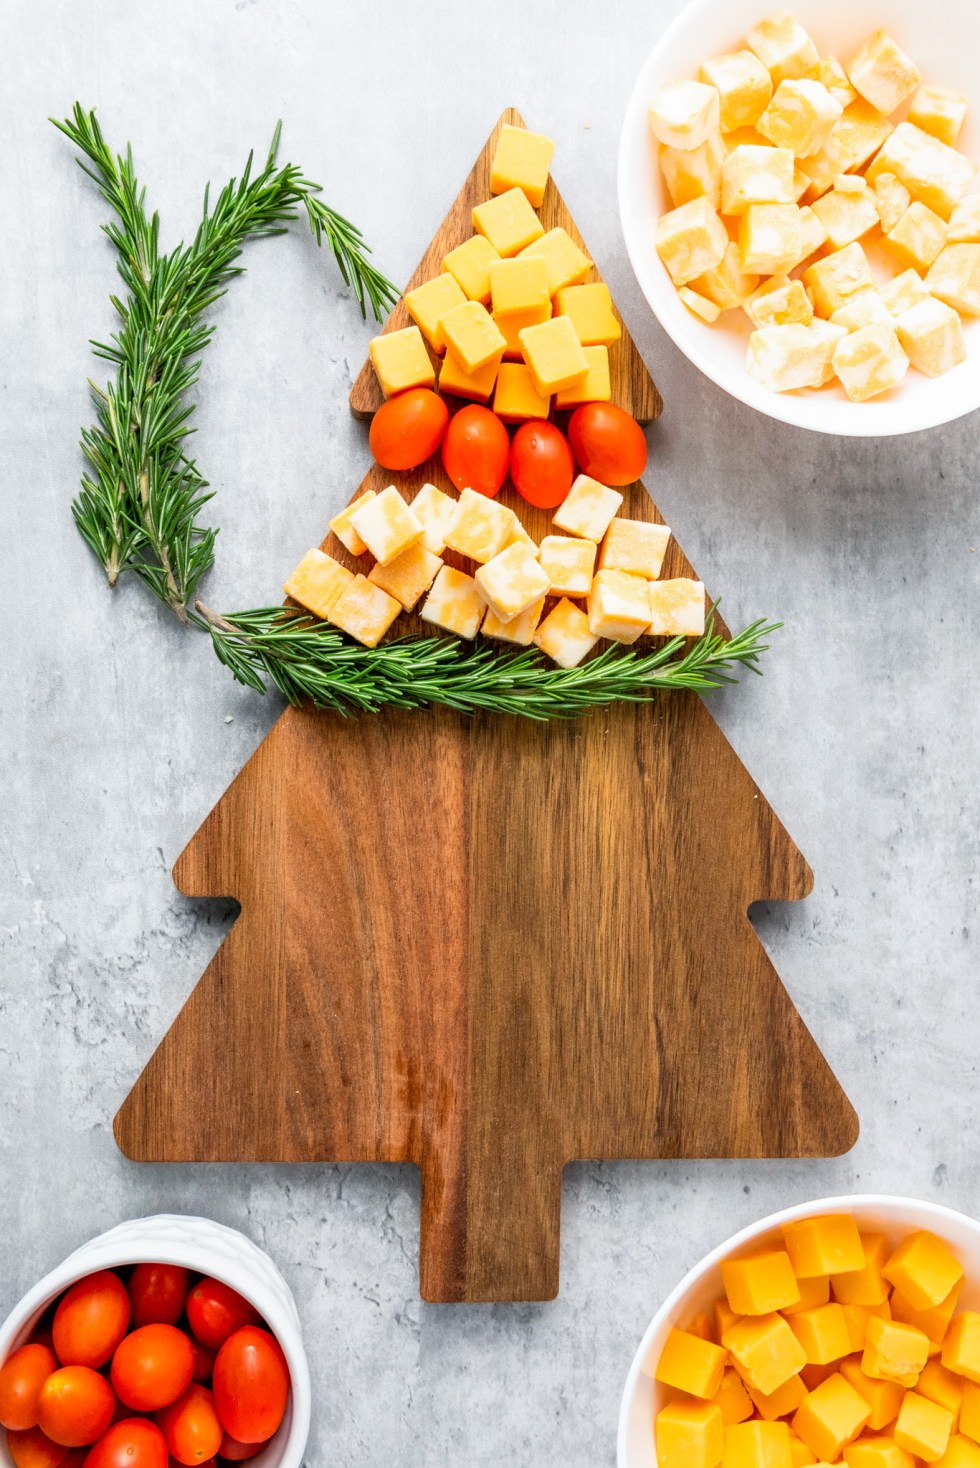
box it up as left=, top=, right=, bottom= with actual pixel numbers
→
left=83, top=1419, right=168, bottom=1468
left=0, top=1344, right=58, bottom=1431
left=36, top=1370, right=114, bottom=1450
left=189, top=1342, right=215, bottom=1387
left=509, top=422, right=575, bottom=509
left=212, top=1329, right=289, bottom=1446
left=53, top=1275, right=130, bottom=1371
left=110, top=1326, right=194, bottom=1413
left=369, top=388, right=449, bottom=471
left=441, top=405, right=510, bottom=498
left=566, top=403, right=647, bottom=487
left=185, top=1283, right=260, bottom=1354
left=6, top=1428, right=69, bottom=1468
left=127, top=1266, right=189, bottom=1330
left=216, top=1435, right=260, bottom=1463
left=156, top=1385, right=223, bottom=1466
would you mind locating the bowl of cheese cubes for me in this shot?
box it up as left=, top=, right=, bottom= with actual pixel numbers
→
left=618, top=0, right=980, bottom=434
left=618, top=1194, right=980, bottom=1468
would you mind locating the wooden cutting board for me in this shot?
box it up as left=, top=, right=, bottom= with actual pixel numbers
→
left=114, top=111, right=858, bottom=1302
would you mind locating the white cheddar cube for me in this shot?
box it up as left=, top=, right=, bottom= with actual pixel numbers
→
left=739, top=203, right=801, bottom=274
left=647, top=579, right=706, bottom=638
left=367, top=541, right=442, bottom=611
left=880, top=269, right=932, bottom=316
left=444, top=487, right=515, bottom=563
left=817, top=56, right=856, bottom=109
left=803, top=242, right=874, bottom=316
left=284, top=549, right=355, bottom=622
left=757, top=79, right=842, bottom=158
left=745, top=12, right=819, bottom=86
left=830, top=289, right=893, bottom=332
left=832, top=322, right=909, bottom=401
left=908, top=84, right=969, bottom=149
left=474, top=542, right=550, bottom=623
left=587, top=571, right=651, bottom=644
left=648, top=80, right=721, bottom=151
left=790, top=205, right=829, bottom=268
left=896, top=296, right=967, bottom=377
left=882, top=201, right=948, bottom=272
left=533, top=598, right=599, bottom=669
left=659, top=131, right=727, bottom=209
left=807, top=318, right=849, bottom=383
left=845, top=29, right=921, bottom=115
left=410, top=483, right=458, bottom=555
left=746, top=322, right=837, bottom=391
left=655, top=197, right=729, bottom=284
left=329, top=490, right=376, bottom=556
left=538, top=535, right=597, bottom=596
left=866, top=122, right=976, bottom=221
left=948, top=197, right=980, bottom=244
left=350, top=484, right=424, bottom=566
left=481, top=598, right=546, bottom=646
left=799, top=99, right=893, bottom=197
left=745, top=275, right=814, bottom=328
left=553, top=474, right=624, bottom=542
left=874, top=172, right=913, bottom=234
left=329, top=575, right=402, bottom=648
left=690, top=241, right=760, bottom=309
left=598, top=519, right=671, bottom=579
left=700, top=51, right=773, bottom=133
left=420, top=565, right=485, bottom=640
left=925, top=244, right=980, bottom=315
left=678, top=286, right=722, bottom=323
left=721, top=144, right=796, bottom=215
left=811, top=182, right=879, bottom=250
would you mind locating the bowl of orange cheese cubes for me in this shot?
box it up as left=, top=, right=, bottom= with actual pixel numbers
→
left=618, top=1195, right=980, bottom=1468
left=618, top=0, right=980, bottom=434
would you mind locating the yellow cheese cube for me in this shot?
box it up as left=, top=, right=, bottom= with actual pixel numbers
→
left=748, top=1374, right=808, bottom=1422
left=599, top=518, right=670, bottom=579
left=722, top=1420, right=793, bottom=1467
left=443, top=234, right=500, bottom=305
left=445, top=487, right=515, bottom=563
left=329, top=489, right=376, bottom=556
left=842, top=1301, right=894, bottom=1353
left=935, top=1435, right=980, bottom=1468
left=539, top=534, right=597, bottom=596
left=723, top=1314, right=807, bottom=1395
left=799, top=100, right=893, bottom=197
left=680, top=286, right=723, bottom=322
left=758, top=80, right=842, bottom=157
left=554, top=345, right=611, bottom=408
left=519, top=315, right=590, bottom=394
left=880, top=269, right=932, bottom=316
left=884, top=202, right=948, bottom=272
left=475, top=542, right=550, bottom=623
left=481, top=596, right=545, bottom=646
left=646, top=578, right=706, bottom=637
left=788, top=1305, right=853, bottom=1366
left=791, top=206, right=830, bottom=269
left=722, top=144, right=796, bottom=215
left=404, top=273, right=467, bottom=353
left=554, top=283, right=621, bottom=346
left=908, top=85, right=968, bottom=149
left=801, top=1362, right=835, bottom=1392
left=943, top=1316, right=980, bottom=1382
left=712, top=1369, right=755, bottom=1427
left=504, top=510, right=536, bottom=551
left=784, top=1278, right=832, bottom=1316
left=840, top=1356, right=904, bottom=1430
left=874, top=173, right=913, bottom=233
left=745, top=12, right=820, bottom=86
left=787, top=1433, right=817, bottom=1466
left=792, top=163, right=811, bottom=202
left=722, top=1250, right=802, bottom=1316
left=369, top=326, right=435, bottom=397
left=440, top=300, right=507, bottom=374
left=919, top=1360, right=966, bottom=1419
left=804, top=243, right=874, bottom=316
left=892, top=1278, right=964, bottom=1345
left=473, top=187, right=544, bottom=258
left=897, top=296, right=966, bottom=376
left=411, top=483, right=457, bottom=555
left=717, top=1300, right=744, bottom=1342
left=660, top=132, right=727, bottom=210
left=866, top=123, right=976, bottom=221
left=656, top=1398, right=724, bottom=1468
left=792, top=1374, right=871, bottom=1460
left=492, top=361, right=550, bottom=422
left=863, top=1315, right=931, bottom=1386
left=489, top=124, right=555, bottom=208
left=811, top=184, right=879, bottom=250
left=553, top=473, right=624, bottom=541
left=845, top=29, right=921, bottom=115
left=746, top=322, right=838, bottom=391
left=519, top=227, right=592, bottom=293
left=657, top=1328, right=730, bottom=1400
left=833, top=322, right=909, bottom=400
left=329, top=574, right=402, bottom=648
left=284, top=548, right=354, bottom=621
left=926, top=245, right=980, bottom=315
left=420, top=565, right=485, bottom=640
left=817, top=55, right=856, bottom=109
left=843, top=1440, right=916, bottom=1468
left=948, top=198, right=980, bottom=244
left=745, top=276, right=814, bottom=328
left=495, top=302, right=552, bottom=359
left=895, top=1391, right=955, bottom=1461
left=884, top=1234, right=965, bottom=1312
left=489, top=255, right=550, bottom=317
left=963, top=1383, right=980, bottom=1444
left=700, top=51, right=773, bottom=132
left=586, top=570, right=652, bottom=644
left=833, top=1234, right=890, bottom=1306
left=691, top=241, right=761, bottom=309
left=367, top=541, right=442, bottom=611
left=739, top=203, right=801, bottom=274
left=350, top=484, right=424, bottom=566
left=533, top=597, right=599, bottom=668
left=438, top=349, right=500, bottom=403
left=648, top=80, right=722, bottom=152
left=830, top=291, right=893, bottom=333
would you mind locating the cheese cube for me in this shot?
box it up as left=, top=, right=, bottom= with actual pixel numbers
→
left=745, top=12, right=819, bottom=86
left=587, top=570, right=651, bottom=644
left=833, top=1234, right=890, bottom=1306
left=874, top=173, right=913, bottom=233
left=284, top=548, right=354, bottom=621
left=711, top=1369, right=754, bottom=1428
left=493, top=361, right=550, bottom=421
left=791, top=1375, right=871, bottom=1461
left=746, top=322, right=836, bottom=391
left=519, top=227, right=592, bottom=293
left=908, top=85, right=969, bottom=149
left=841, top=1300, right=894, bottom=1353
left=787, top=1433, right=817, bottom=1467
left=747, top=1375, right=807, bottom=1423
left=475, top=542, right=550, bottom=623
left=687, top=1313, right=715, bottom=1342
left=481, top=597, right=545, bottom=646
left=897, top=296, right=967, bottom=376
left=811, top=183, right=879, bottom=250
left=892, top=1279, right=963, bottom=1345
left=411, top=483, right=457, bottom=555
left=964, top=1382, right=980, bottom=1444
left=867, top=123, right=976, bottom=221
left=935, top=1436, right=980, bottom=1468
left=660, top=131, right=727, bottom=209
left=845, top=30, right=921, bottom=115
left=440, top=300, right=506, bottom=374
left=817, top=55, right=856, bottom=109
left=533, top=597, right=599, bottom=668
left=804, top=243, right=874, bottom=315
left=599, top=518, right=671, bottom=579
left=700, top=51, right=773, bottom=132
left=722, top=144, right=796, bottom=214
left=553, top=473, right=623, bottom=541
left=943, top=1315, right=980, bottom=1382
left=926, top=244, right=980, bottom=315
left=758, top=80, right=842, bottom=157
left=784, top=1277, right=832, bottom=1316
left=716, top=1300, right=742, bottom=1341
left=647, top=579, right=706, bottom=636
left=519, top=315, right=590, bottom=394
left=420, top=565, right=485, bottom=640
left=792, top=163, right=811, bottom=201
left=648, top=80, right=721, bottom=151
left=791, top=206, right=830, bottom=268
left=472, top=187, right=545, bottom=258
left=919, top=1360, right=966, bottom=1419
left=831, top=289, right=893, bottom=332
left=740, top=204, right=801, bottom=273
left=799, top=100, right=893, bottom=197
left=691, top=241, right=761, bottom=308
left=538, top=535, right=596, bottom=596
left=554, top=345, right=611, bottom=408
left=438, top=349, right=500, bottom=403
left=839, top=1357, right=904, bottom=1431
left=489, top=124, right=555, bottom=208
left=884, top=1233, right=965, bottom=1311
left=883, top=202, right=948, bottom=271
left=894, top=1392, right=955, bottom=1462
left=350, top=484, right=424, bottom=566
left=657, top=1328, right=729, bottom=1400
left=787, top=1305, right=852, bottom=1366
left=722, top=1250, right=801, bottom=1316
left=404, top=273, right=467, bottom=352
left=554, top=282, right=621, bottom=346
left=443, top=234, right=500, bottom=305
left=948, top=197, right=980, bottom=244
left=367, top=541, right=442, bottom=611
left=833, top=322, right=909, bottom=400
left=329, top=574, right=402, bottom=648
left=843, top=1440, right=916, bottom=1467
left=746, top=276, right=814, bottom=328
left=863, top=1315, right=931, bottom=1386
left=680, top=286, right=723, bottom=322
left=655, top=1399, right=724, bottom=1468
left=504, top=510, right=537, bottom=550
left=721, top=1420, right=792, bottom=1468
left=329, top=489, right=376, bottom=556
left=445, top=487, right=515, bottom=563
left=495, top=302, right=552, bottom=359
left=489, top=255, right=550, bottom=316
left=369, top=326, right=435, bottom=397
left=880, top=269, right=932, bottom=316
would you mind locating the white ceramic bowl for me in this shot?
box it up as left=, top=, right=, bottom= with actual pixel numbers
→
left=618, top=1193, right=980, bottom=1467
left=0, top=1215, right=311, bottom=1468
left=618, top=0, right=980, bottom=435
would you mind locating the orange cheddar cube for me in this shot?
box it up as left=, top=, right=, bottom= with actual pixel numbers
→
left=787, top=1433, right=817, bottom=1466
left=787, top=1304, right=853, bottom=1366
left=489, top=124, right=555, bottom=209
left=943, top=1316, right=980, bottom=1383
left=689, top=1313, right=718, bottom=1343
left=368, top=541, right=442, bottom=612
left=717, top=1300, right=744, bottom=1343
left=722, top=1251, right=802, bottom=1317
left=936, top=1436, right=980, bottom=1467
left=519, top=226, right=592, bottom=294
left=791, top=1374, right=871, bottom=1461
left=842, top=1302, right=893, bottom=1354
left=801, top=1362, right=835, bottom=1391
left=840, top=1356, right=905, bottom=1430
left=368, top=325, right=435, bottom=397
left=473, top=187, right=545, bottom=258
left=656, top=1398, right=724, bottom=1468
left=843, top=1440, right=916, bottom=1468
left=284, top=549, right=354, bottom=622
left=712, top=1369, right=755, bottom=1427
left=438, top=349, right=501, bottom=403
left=834, top=1235, right=890, bottom=1307
left=784, top=1278, right=832, bottom=1316
left=533, top=597, right=599, bottom=668
left=404, top=273, right=467, bottom=353
left=420, top=565, right=485, bottom=640
left=328, top=575, right=401, bottom=649
left=894, top=1391, right=955, bottom=1461
left=494, top=302, right=552, bottom=360
left=884, top=1234, right=965, bottom=1313
left=492, top=362, right=551, bottom=422
left=919, top=1360, right=966, bottom=1419
left=722, top=1420, right=793, bottom=1468
left=747, top=1373, right=808, bottom=1422
left=329, top=489, right=376, bottom=556
left=862, top=1315, right=930, bottom=1388
left=657, top=1328, right=729, bottom=1400
left=784, top=1217, right=865, bottom=1279
left=960, top=1382, right=980, bottom=1443
left=443, top=234, right=500, bottom=305
left=723, top=1314, right=808, bottom=1397
left=554, top=346, right=612, bottom=408
left=350, top=484, right=424, bottom=566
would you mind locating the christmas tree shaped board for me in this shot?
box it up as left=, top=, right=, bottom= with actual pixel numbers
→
left=114, top=111, right=858, bottom=1303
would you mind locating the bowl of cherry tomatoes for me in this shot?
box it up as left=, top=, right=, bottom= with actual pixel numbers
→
left=0, top=1216, right=310, bottom=1468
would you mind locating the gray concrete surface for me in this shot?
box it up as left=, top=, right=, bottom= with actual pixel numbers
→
left=2, top=1, right=979, bottom=1463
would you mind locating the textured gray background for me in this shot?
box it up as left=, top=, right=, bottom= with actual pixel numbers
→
left=2, top=0, right=979, bottom=1464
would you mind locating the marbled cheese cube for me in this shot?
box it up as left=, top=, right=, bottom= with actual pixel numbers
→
left=948, top=197, right=980, bottom=244
left=832, top=322, right=910, bottom=401
left=883, top=201, right=948, bottom=272
left=811, top=182, right=879, bottom=250
left=599, top=519, right=671, bottom=579
left=404, top=273, right=467, bottom=353
left=791, top=205, right=829, bottom=268
left=807, top=318, right=849, bottom=383
left=554, top=345, right=611, bottom=408
left=747, top=322, right=836, bottom=391
left=438, top=349, right=500, bottom=403
left=519, top=227, right=592, bottom=293
left=656, top=197, right=729, bottom=284
left=440, top=300, right=506, bottom=374
left=475, top=542, right=550, bottom=623
left=908, top=84, right=969, bottom=149
left=329, top=489, right=376, bottom=556
left=420, top=565, right=485, bottom=640
left=489, top=255, right=550, bottom=317
left=518, top=315, right=589, bottom=394
left=554, top=283, right=621, bottom=346
left=690, top=240, right=760, bottom=309
left=846, top=29, right=921, bottom=116
left=533, top=598, right=599, bottom=668
left=659, top=131, right=726, bottom=210
left=284, top=548, right=354, bottom=621
left=817, top=55, right=856, bottom=109
left=745, top=12, right=819, bottom=86
left=445, top=487, right=515, bottom=563
left=329, top=575, right=402, bottom=648
left=492, top=361, right=551, bottom=421
left=369, top=326, right=435, bottom=397
left=721, top=144, right=796, bottom=214
left=367, top=541, right=442, bottom=611
left=830, top=289, right=893, bottom=332
left=472, top=187, right=545, bottom=258
left=647, top=579, right=706, bottom=637
left=442, top=234, right=500, bottom=305
left=411, top=483, right=458, bottom=555
left=495, top=302, right=552, bottom=359
left=553, top=474, right=624, bottom=542
left=799, top=100, right=893, bottom=197
left=538, top=535, right=597, bottom=596
left=739, top=203, right=801, bottom=274
left=648, top=80, right=721, bottom=151
left=489, top=124, right=555, bottom=208
left=350, top=484, right=424, bottom=566
left=804, top=242, right=874, bottom=316
left=504, top=511, right=537, bottom=550
left=896, top=296, right=967, bottom=376
left=792, top=163, right=811, bottom=202
left=587, top=570, right=651, bottom=644
left=757, top=79, right=842, bottom=158
left=874, top=172, right=913, bottom=233
left=866, top=123, right=976, bottom=221
left=699, top=50, right=773, bottom=133
left=679, top=286, right=722, bottom=322
left=925, top=244, right=980, bottom=315
left=880, top=269, right=933, bottom=316
left=481, top=597, right=546, bottom=646
left=745, top=275, right=814, bottom=328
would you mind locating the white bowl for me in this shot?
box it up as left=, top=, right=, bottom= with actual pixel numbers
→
left=618, top=1193, right=980, bottom=1467
left=0, top=1215, right=311, bottom=1468
left=618, top=0, right=980, bottom=435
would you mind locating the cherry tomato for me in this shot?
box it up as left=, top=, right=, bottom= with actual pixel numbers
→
left=369, top=388, right=449, bottom=471
left=83, top=1419, right=168, bottom=1468
left=0, top=1344, right=58, bottom=1431
left=127, top=1266, right=189, bottom=1330
left=53, top=1275, right=130, bottom=1371
left=212, top=1328, right=289, bottom=1446
left=510, top=422, right=575, bottom=509
left=216, top=1436, right=260, bottom=1462
left=6, top=1427, right=68, bottom=1468
left=110, top=1326, right=194, bottom=1413
left=36, top=1370, right=114, bottom=1449
left=566, top=402, right=647, bottom=487
left=185, top=1284, right=260, bottom=1356
left=189, top=1342, right=215, bottom=1387
left=441, top=405, right=510, bottom=498
left=156, top=1384, right=222, bottom=1467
